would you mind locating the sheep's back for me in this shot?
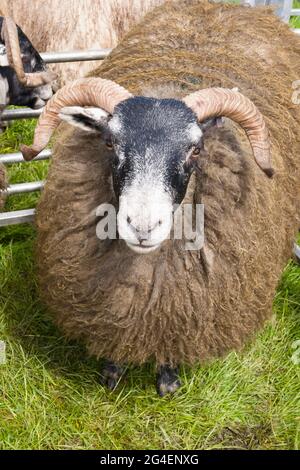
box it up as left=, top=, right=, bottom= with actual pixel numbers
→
left=35, top=1, right=300, bottom=366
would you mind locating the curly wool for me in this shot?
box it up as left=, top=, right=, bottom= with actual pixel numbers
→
left=36, top=0, right=300, bottom=367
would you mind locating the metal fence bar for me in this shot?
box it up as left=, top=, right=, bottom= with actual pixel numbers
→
left=0, top=149, right=51, bottom=164
left=291, top=9, right=300, bottom=15
left=41, top=49, right=111, bottom=63
left=0, top=208, right=35, bottom=226
left=1, top=108, right=42, bottom=121
left=5, top=181, right=44, bottom=196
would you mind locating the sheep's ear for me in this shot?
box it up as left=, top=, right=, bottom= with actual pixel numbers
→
left=59, top=106, right=111, bottom=133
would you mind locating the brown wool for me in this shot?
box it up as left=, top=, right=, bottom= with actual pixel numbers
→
left=35, top=1, right=300, bottom=367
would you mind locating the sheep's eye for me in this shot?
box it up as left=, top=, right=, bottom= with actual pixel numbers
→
left=105, top=140, right=113, bottom=150
left=21, top=54, right=30, bottom=64
left=192, top=147, right=201, bottom=156
left=186, top=146, right=201, bottom=165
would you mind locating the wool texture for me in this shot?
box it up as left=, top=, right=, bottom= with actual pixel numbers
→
left=36, top=0, right=300, bottom=366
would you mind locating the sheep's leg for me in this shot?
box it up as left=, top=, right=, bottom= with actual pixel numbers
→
left=156, top=365, right=181, bottom=397
left=99, top=359, right=125, bottom=390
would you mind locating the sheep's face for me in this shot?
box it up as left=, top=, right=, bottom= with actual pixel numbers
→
left=60, top=97, right=212, bottom=254
left=19, top=50, right=54, bottom=109
left=6, top=65, right=54, bottom=109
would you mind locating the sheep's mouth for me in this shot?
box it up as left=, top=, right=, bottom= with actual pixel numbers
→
left=126, top=241, right=161, bottom=254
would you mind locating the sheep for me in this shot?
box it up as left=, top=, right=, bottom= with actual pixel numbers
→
left=21, top=0, right=300, bottom=395
left=0, top=17, right=56, bottom=112
left=0, top=0, right=166, bottom=86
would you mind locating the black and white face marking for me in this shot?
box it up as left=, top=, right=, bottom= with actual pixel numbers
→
left=0, top=16, right=54, bottom=109
left=59, top=97, right=207, bottom=254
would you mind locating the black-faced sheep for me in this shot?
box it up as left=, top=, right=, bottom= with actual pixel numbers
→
left=22, top=0, right=300, bottom=395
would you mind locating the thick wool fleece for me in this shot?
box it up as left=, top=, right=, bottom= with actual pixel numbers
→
left=36, top=0, right=300, bottom=366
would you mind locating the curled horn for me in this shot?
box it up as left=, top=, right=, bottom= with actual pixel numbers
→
left=182, top=88, right=274, bottom=177
left=20, top=78, right=133, bottom=161
left=1, top=17, right=57, bottom=88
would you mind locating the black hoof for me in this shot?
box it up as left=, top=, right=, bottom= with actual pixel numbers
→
left=99, top=360, right=125, bottom=390
left=156, top=365, right=181, bottom=397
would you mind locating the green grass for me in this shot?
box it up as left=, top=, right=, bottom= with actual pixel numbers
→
left=1, top=7, right=300, bottom=447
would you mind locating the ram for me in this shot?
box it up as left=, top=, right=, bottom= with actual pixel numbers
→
left=0, top=0, right=166, bottom=86
left=22, top=0, right=300, bottom=395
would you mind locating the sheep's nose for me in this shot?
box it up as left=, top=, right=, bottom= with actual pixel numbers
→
left=127, top=216, right=161, bottom=242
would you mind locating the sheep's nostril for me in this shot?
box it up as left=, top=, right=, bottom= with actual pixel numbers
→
left=127, top=216, right=132, bottom=225
left=158, top=220, right=162, bottom=226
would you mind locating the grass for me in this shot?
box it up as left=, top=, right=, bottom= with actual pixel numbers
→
left=0, top=7, right=300, bottom=450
